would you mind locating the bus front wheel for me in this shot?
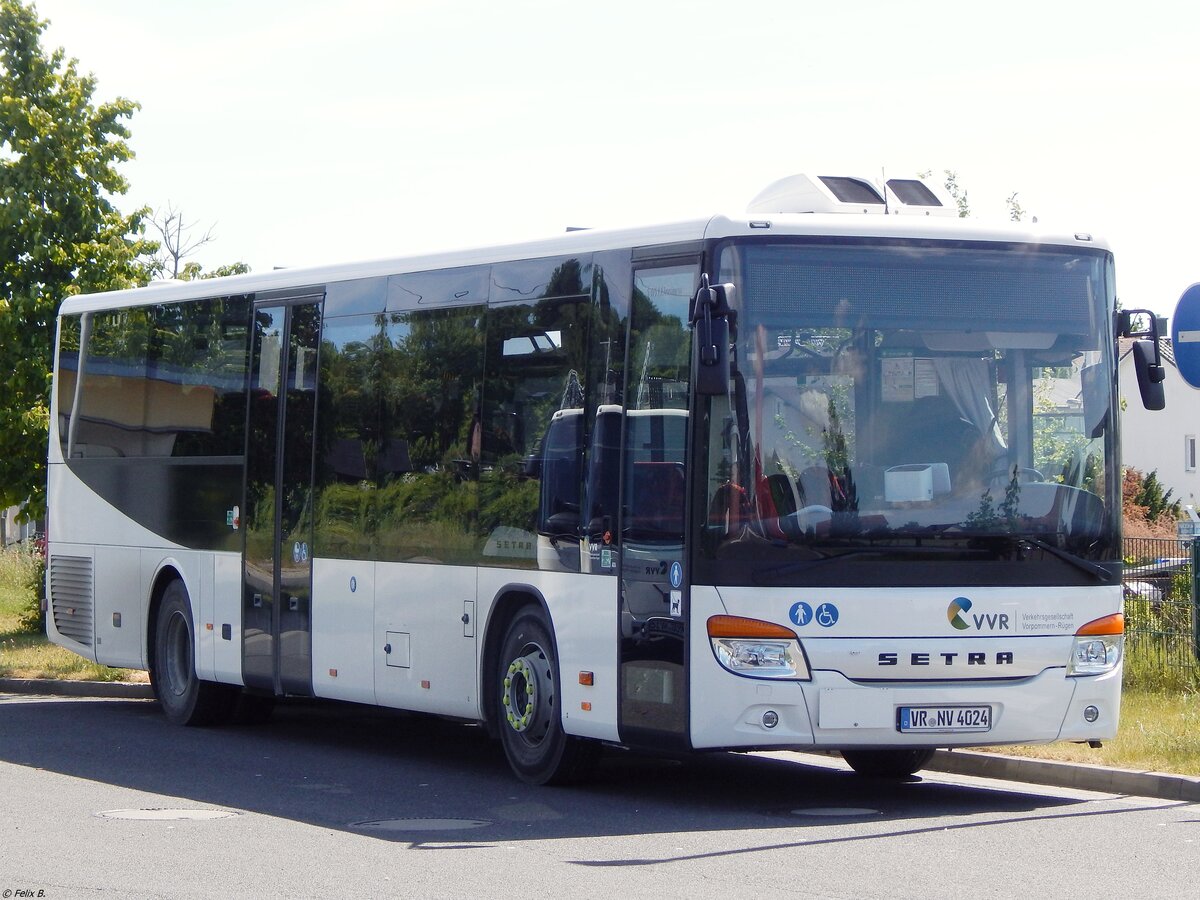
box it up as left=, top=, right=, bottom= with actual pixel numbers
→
left=840, top=747, right=937, bottom=778
left=151, top=580, right=236, bottom=726
left=495, top=605, right=596, bottom=785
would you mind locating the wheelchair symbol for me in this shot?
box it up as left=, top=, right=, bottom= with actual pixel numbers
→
left=815, top=603, right=839, bottom=627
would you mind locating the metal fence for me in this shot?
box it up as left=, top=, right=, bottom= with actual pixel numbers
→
left=1122, top=536, right=1200, bottom=675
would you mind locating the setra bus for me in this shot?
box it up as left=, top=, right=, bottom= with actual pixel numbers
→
left=45, top=173, right=1165, bottom=783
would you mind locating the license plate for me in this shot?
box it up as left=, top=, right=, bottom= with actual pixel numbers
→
left=898, top=705, right=992, bottom=733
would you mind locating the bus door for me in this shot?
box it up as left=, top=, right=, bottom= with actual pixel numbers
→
left=617, top=260, right=698, bottom=748
left=242, top=295, right=323, bottom=696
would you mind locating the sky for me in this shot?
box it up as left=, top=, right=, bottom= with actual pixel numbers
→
left=30, top=0, right=1200, bottom=317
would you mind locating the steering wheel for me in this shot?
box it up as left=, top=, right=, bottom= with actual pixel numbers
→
left=988, top=465, right=1043, bottom=486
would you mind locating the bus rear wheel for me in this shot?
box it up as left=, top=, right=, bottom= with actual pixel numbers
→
left=840, top=748, right=937, bottom=778
left=495, top=606, right=596, bottom=785
left=151, top=580, right=236, bottom=726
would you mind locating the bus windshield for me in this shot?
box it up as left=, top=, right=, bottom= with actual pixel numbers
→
left=699, top=238, right=1118, bottom=587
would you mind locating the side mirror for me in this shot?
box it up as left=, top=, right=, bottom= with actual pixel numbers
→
left=1119, top=307, right=1166, bottom=411
left=692, top=276, right=734, bottom=396
left=1132, top=339, right=1165, bottom=410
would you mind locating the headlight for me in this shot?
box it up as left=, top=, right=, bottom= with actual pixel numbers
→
left=708, top=615, right=811, bottom=680
left=1067, top=613, right=1124, bottom=676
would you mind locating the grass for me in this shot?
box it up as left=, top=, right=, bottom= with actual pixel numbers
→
left=987, top=689, right=1200, bottom=776
left=0, top=544, right=146, bottom=683
left=1, top=547, right=1197, bottom=774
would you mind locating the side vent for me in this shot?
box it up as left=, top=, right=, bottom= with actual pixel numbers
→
left=49, top=555, right=94, bottom=647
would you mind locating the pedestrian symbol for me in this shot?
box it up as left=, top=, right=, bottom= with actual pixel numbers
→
left=789, top=601, right=813, bottom=627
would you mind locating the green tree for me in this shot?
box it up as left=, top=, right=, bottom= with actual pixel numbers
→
left=1132, top=468, right=1180, bottom=522
left=918, top=169, right=1028, bottom=221
left=178, top=259, right=251, bottom=281
left=1006, top=191, right=1025, bottom=222
left=0, top=0, right=151, bottom=516
left=942, top=170, right=970, bottom=218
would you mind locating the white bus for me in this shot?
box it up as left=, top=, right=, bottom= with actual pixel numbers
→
left=46, top=174, right=1162, bottom=783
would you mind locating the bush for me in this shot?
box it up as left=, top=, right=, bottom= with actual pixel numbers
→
left=0, top=543, right=45, bottom=634
left=1123, top=467, right=1182, bottom=537
left=17, top=546, right=45, bottom=633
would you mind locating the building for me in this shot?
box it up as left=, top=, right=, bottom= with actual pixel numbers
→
left=1119, top=338, right=1200, bottom=508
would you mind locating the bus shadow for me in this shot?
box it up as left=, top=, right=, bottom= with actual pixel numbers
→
left=0, top=694, right=1153, bottom=848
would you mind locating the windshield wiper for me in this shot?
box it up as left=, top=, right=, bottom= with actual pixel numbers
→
left=950, top=531, right=1116, bottom=583
left=1015, top=537, right=1115, bottom=583
left=752, top=534, right=1115, bottom=584
left=753, top=544, right=988, bottom=584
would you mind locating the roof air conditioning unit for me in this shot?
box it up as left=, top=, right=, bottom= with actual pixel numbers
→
left=883, top=177, right=958, bottom=217
left=747, top=173, right=958, bottom=217
left=747, top=174, right=886, bottom=215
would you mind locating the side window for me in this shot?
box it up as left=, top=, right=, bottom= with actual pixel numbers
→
left=314, top=312, right=385, bottom=560
left=63, top=297, right=250, bottom=460
left=623, top=264, right=695, bottom=548
left=581, top=249, right=632, bottom=574
left=375, top=300, right=485, bottom=564
left=156, top=296, right=251, bottom=457
left=71, top=305, right=153, bottom=457
left=56, top=314, right=82, bottom=456
left=482, top=255, right=592, bottom=570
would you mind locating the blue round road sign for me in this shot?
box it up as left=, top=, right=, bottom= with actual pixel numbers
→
left=1171, top=283, right=1200, bottom=388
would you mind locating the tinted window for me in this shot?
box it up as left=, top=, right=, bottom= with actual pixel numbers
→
left=314, top=313, right=385, bottom=559
left=388, top=266, right=490, bottom=311
left=324, top=277, right=386, bottom=317
left=375, top=304, right=485, bottom=563
left=61, top=296, right=250, bottom=459
left=481, top=256, right=592, bottom=570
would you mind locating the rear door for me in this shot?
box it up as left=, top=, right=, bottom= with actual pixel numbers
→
left=242, top=295, right=322, bottom=696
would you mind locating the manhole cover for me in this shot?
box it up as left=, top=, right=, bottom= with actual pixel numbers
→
left=349, top=817, right=491, bottom=832
left=791, top=807, right=880, bottom=818
left=96, top=808, right=239, bottom=821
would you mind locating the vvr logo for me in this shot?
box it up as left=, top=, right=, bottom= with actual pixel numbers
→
left=947, top=596, right=1011, bottom=631
left=947, top=597, right=972, bottom=630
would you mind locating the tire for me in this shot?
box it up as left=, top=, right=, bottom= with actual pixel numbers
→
left=495, top=605, right=597, bottom=785
left=840, top=747, right=938, bottom=778
left=150, top=580, right=236, bottom=726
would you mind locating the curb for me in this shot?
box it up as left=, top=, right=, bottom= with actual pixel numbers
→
left=928, top=748, right=1200, bottom=803
left=2, top=679, right=1196, bottom=802
left=0, top=677, right=154, bottom=700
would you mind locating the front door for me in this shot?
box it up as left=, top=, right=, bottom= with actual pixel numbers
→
left=243, top=297, right=322, bottom=696
left=617, top=260, right=698, bottom=748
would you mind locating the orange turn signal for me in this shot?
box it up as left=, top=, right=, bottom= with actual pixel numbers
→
left=707, top=615, right=797, bottom=640
left=1076, top=613, right=1124, bottom=636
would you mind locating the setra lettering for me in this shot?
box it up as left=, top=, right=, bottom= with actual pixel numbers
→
left=877, top=651, right=1016, bottom=667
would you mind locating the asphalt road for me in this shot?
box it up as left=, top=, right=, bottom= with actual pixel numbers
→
left=1, top=693, right=1196, bottom=899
